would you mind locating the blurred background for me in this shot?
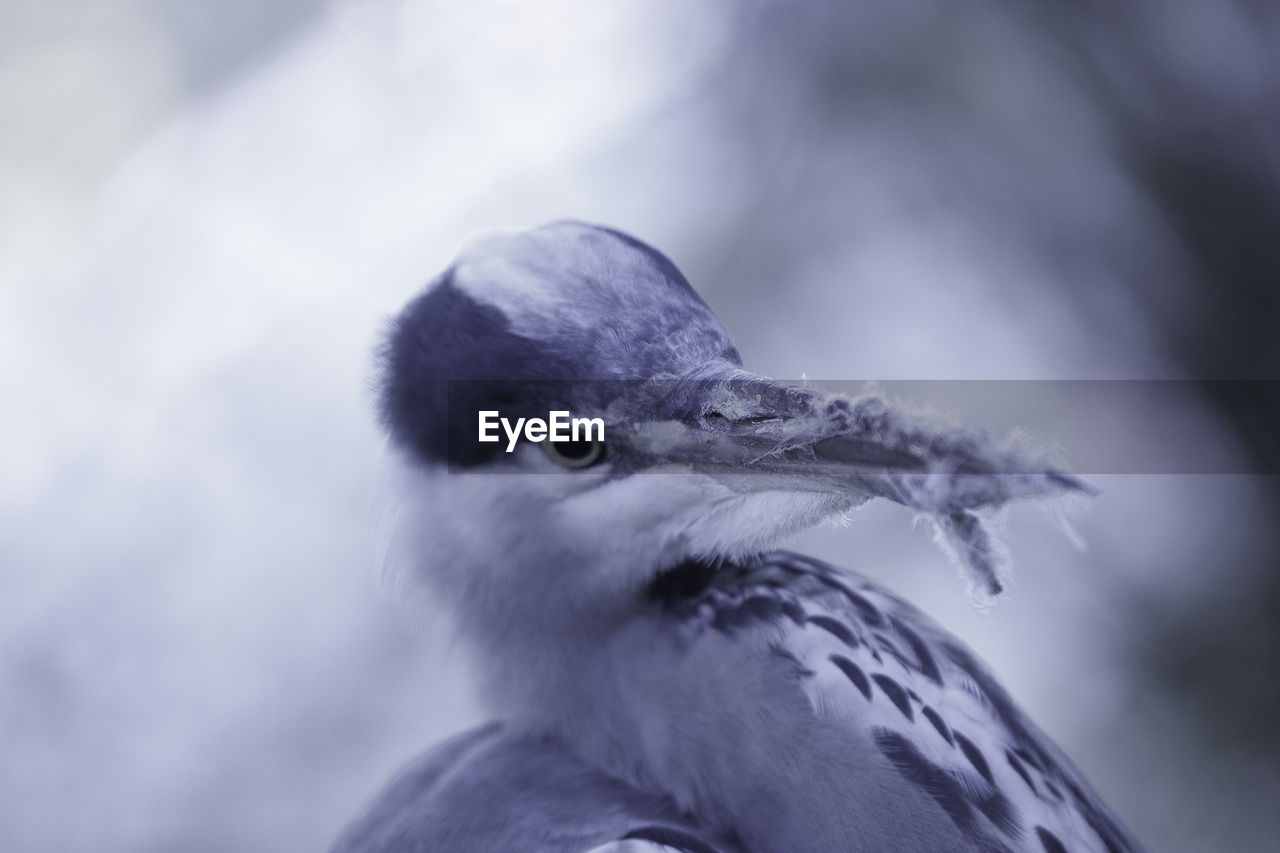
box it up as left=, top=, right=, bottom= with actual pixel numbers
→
left=2, top=1, right=1277, bottom=850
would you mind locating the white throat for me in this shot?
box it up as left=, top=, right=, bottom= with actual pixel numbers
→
left=379, top=444, right=856, bottom=715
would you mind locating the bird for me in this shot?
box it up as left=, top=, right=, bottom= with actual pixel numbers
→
left=332, top=221, right=1145, bottom=853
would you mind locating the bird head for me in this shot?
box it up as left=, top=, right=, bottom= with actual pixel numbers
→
left=376, top=222, right=1087, bottom=650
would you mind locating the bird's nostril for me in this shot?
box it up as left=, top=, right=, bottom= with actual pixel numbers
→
left=703, top=410, right=779, bottom=426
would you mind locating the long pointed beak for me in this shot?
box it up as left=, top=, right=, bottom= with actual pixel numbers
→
left=615, top=366, right=1094, bottom=600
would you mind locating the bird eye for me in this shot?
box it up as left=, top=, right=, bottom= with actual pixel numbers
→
left=543, top=438, right=606, bottom=469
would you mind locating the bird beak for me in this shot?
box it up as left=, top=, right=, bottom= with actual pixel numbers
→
left=613, top=366, right=1094, bottom=597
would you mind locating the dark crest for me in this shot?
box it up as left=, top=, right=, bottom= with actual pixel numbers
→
left=377, top=222, right=740, bottom=466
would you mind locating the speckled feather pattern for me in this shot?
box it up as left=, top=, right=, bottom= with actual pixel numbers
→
left=336, top=551, right=1143, bottom=853
left=648, top=552, right=1143, bottom=853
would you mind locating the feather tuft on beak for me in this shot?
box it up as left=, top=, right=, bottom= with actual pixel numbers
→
left=615, top=372, right=1095, bottom=606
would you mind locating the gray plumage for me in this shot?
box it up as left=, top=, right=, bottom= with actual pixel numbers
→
left=333, top=724, right=740, bottom=853
left=336, top=221, right=1145, bottom=853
